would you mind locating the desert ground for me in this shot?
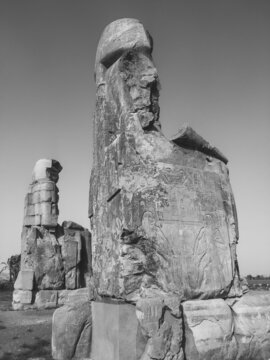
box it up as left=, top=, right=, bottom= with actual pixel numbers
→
left=0, top=290, right=53, bottom=360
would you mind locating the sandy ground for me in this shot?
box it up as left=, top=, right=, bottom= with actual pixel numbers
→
left=0, top=291, right=54, bottom=360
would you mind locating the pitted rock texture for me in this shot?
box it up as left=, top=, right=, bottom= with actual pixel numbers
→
left=89, top=18, right=241, bottom=302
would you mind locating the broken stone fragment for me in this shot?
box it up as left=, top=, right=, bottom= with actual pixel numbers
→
left=35, top=290, right=58, bottom=309
left=171, top=125, right=228, bottom=164
left=62, top=220, right=85, bottom=231
left=14, top=270, right=34, bottom=291
left=182, top=298, right=237, bottom=360
left=232, top=291, right=270, bottom=359
left=95, top=18, right=153, bottom=85
left=51, top=301, right=92, bottom=360
left=32, top=159, right=62, bottom=183
left=12, top=290, right=33, bottom=310
left=58, top=288, right=89, bottom=306
left=21, top=226, right=65, bottom=290
left=136, top=297, right=184, bottom=360
left=24, top=159, right=62, bottom=227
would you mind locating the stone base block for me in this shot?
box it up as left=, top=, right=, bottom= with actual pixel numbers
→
left=35, top=290, right=58, bottom=309
left=52, top=301, right=92, bottom=360
left=12, top=290, right=33, bottom=310
left=58, top=288, right=89, bottom=306
left=14, top=270, right=34, bottom=290
left=232, top=291, right=270, bottom=360
left=183, top=298, right=237, bottom=360
left=91, top=301, right=142, bottom=360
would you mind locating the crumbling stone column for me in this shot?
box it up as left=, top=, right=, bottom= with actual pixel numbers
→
left=13, top=159, right=91, bottom=310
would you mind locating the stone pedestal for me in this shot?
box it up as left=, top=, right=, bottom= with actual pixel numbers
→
left=90, top=301, right=143, bottom=360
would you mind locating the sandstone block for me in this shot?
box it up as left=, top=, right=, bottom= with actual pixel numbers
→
left=21, top=226, right=65, bottom=290
left=183, top=298, right=237, bottom=360
left=65, top=268, right=78, bottom=290
left=57, top=289, right=70, bottom=306
left=232, top=291, right=270, bottom=360
left=58, top=288, right=89, bottom=306
left=91, top=301, right=143, bottom=360
left=62, top=221, right=85, bottom=231
left=14, top=270, right=34, bottom=290
left=25, top=204, right=35, bottom=216
left=136, top=297, right=184, bottom=360
left=35, top=290, right=58, bottom=309
left=12, top=290, right=33, bottom=310
left=52, top=301, right=92, bottom=360
left=67, top=288, right=89, bottom=304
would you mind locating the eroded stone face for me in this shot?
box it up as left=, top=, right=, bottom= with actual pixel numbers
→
left=95, top=18, right=152, bottom=85
left=89, top=19, right=241, bottom=302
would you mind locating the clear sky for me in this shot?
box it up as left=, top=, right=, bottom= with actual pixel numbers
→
left=0, top=0, right=269, bottom=276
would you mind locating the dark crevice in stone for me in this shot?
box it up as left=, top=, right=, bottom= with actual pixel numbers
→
left=180, top=303, right=187, bottom=360
left=121, top=229, right=142, bottom=244
left=106, top=188, right=121, bottom=202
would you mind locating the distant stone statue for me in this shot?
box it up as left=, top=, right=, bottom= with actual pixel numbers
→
left=13, top=159, right=91, bottom=310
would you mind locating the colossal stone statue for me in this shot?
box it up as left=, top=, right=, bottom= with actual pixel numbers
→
left=13, top=159, right=91, bottom=310
left=51, top=19, right=270, bottom=360
left=89, top=18, right=241, bottom=302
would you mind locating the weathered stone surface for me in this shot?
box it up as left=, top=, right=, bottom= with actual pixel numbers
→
left=62, top=221, right=85, bottom=231
left=12, top=290, right=33, bottom=310
left=183, top=299, right=237, bottom=360
left=32, top=159, right=62, bottom=183
left=232, top=291, right=270, bottom=360
left=52, top=301, right=92, bottom=360
left=89, top=18, right=241, bottom=301
left=35, top=290, right=58, bottom=309
left=21, top=226, right=65, bottom=290
left=58, top=288, right=89, bottom=306
left=58, top=230, right=81, bottom=289
left=95, top=18, right=152, bottom=85
left=136, top=297, right=184, bottom=360
left=60, top=222, right=92, bottom=288
left=91, top=301, right=144, bottom=360
left=14, top=270, right=34, bottom=290
left=171, top=125, right=228, bottom=164
left=24, top=159, right=62, bottom=227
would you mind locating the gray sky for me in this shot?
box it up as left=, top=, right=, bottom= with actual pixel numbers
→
left=0, top=0, right=269, bottom=276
